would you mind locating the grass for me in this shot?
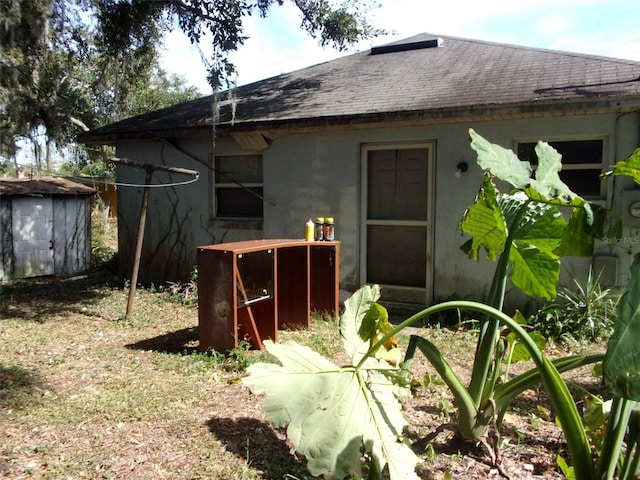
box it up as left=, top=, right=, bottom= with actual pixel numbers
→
left=0, top=268, right=606, bottom=479
left=0, top=274, right=320, bottom=479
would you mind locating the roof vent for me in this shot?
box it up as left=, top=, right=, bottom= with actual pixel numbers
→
left=371, top=38, right=443, bottom=55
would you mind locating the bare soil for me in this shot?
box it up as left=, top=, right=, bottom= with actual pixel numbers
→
left=0, top=273, right=605, bottom=479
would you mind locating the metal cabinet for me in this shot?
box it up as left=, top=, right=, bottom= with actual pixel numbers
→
left=197, top=239, right=340, bottom=352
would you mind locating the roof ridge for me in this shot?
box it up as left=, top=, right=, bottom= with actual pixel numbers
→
left=419, top=32, right=640, bottom=65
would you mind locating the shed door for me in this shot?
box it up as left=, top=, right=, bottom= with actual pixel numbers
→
left=361, top=144, right=434, bottom=305
left=12, top=197, right=54, bottom=278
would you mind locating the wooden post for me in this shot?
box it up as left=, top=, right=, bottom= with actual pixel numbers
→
left=108, top=157, right=200, bottom=319
left=126, top=166, right=153, bottom=318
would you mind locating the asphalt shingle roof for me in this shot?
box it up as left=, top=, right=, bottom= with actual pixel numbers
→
left=80, top=33, right=640, bottom=143
left=0, top=177, right=97, bottom=197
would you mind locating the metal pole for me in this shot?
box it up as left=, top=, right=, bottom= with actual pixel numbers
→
left=125, top=167, right=153, bottom=318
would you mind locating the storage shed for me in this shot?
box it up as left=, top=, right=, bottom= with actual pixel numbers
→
left=0, top=176, right=97, bottom=281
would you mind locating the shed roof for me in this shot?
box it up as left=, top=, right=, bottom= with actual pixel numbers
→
left=0, top=176, right=97, bottom=197
left=80, top=32, right=640, bottom=143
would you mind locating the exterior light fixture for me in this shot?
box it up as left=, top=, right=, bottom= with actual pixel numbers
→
left=455, top=161, right=469, bottom=178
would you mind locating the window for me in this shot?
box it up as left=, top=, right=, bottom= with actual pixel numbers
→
left=516, top=139, right=605, bottom=198
left=213, top=154, right=263, bottom=218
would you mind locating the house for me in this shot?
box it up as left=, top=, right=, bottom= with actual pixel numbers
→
left=0, top=176, right=96, bottom=281
left=79, top=33, right=640, bottom=311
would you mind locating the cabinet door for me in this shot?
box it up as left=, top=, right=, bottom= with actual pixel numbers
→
left=197, top=249, right=235, bottom=351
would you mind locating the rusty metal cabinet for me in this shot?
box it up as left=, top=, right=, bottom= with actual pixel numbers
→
left=197, top=239, right=340, bottom=352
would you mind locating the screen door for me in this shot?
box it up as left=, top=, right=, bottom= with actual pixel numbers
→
left=361, top=144, right=433, bottom=305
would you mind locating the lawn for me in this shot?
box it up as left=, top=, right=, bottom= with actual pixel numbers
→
left=0, top=272, right=604, bottom=479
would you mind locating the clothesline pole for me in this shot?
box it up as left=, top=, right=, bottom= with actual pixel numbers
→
left=109, top=157, right=200, bottom=319
left=126, top=166, right=153, bottom=318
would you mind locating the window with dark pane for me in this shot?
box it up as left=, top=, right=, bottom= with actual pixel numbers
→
left=214, top=154, right=263, bottom=218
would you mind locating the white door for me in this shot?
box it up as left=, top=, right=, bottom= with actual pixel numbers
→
left=12, top=197, right=55, bottom=278
left=361, top=144, right=434, bottom=305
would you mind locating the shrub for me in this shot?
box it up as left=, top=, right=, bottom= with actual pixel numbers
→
left=528, top=267, right=618, bottom=343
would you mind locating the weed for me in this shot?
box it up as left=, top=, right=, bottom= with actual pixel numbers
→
left=424, top=443, right=437, bottom=462
left=438, top=397, right=452, bottom=422
left=90, top=202, right=117, bottom=268
left=223, top=340, right=253, bottom=373
left=162, top=265, right=199, bottom=306
left=280, top=312, right=343, bottom=359
left=529, top=413, right=542, bottom=430
left=528, top=267, right=618, bottom=343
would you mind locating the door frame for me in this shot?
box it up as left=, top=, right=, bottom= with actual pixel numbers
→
left=359, top=141, right=435, bottom=306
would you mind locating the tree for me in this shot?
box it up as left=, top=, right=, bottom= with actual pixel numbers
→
left=0, top=0, right=383, bottom=170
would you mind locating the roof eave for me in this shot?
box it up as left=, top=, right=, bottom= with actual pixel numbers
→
left=78, top=96, right=640, bottom=145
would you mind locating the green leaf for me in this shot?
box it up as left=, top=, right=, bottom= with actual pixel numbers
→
left=555, top=207, right=596, bottom=257
left=243, top=340, right=420, bottom=479
left=556, top=455, right=577, bottom=480
left=606, top=147, right=640, bottom=184
left=604, top=252, right=640, bottom=400
left=501, top=194, right=566, bottom=254
left=507, top=331, right=547, bottom=363
left=359, top=301, right=387, bottom=342
left=469, top=128, right=532, bottom=188
left=508, top=241, right=560, bottom=300
left=531, top=141, right=579, bottom=205
left=341, top=284, right=381, bottom=364
left=492, top=194, right=564, bottom=301
left=460, top=176, right=506, bottom=261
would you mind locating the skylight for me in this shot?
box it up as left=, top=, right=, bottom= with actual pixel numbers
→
left=370, top=38, right=443, bottom=55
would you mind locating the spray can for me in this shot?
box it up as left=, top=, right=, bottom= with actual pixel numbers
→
left=305, top=218, right=314, bottom=241
left=314, top=217, right=325, bottom=241
left=324, top=217, right=335, bottom=241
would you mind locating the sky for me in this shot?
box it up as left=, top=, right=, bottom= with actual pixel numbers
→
left=161, top=0, right=640, bottom=94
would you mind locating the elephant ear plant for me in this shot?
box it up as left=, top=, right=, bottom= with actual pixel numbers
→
left=242, top=130, right=613, bottom=478
left=243, top=284, right=422, bottom=480
left=402, top=128, right=609, bottom=444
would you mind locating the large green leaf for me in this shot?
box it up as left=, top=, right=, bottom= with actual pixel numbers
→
left=341, top=283, right=381, bottom=364
left=508, top=241, right=560, bottom=300
left=494, top=194, right=564, bottom=299
left=243, top=340, right=420, bottom=479
left=499, top=194, right=566, bottom=254
left=555, top=207, right=597, bottom=257
left=607, top=147, right=640, bottom=184
left=531, top=141, right=581, bottom=206
left=460, top=176, right=507, bottom=261
left=469, top=128, right=532, bottom=188
left=604, top=252, right=640, bottom=401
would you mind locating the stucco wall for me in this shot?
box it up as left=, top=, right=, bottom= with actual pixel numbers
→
left=114, top=111, right=640, bottom=311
